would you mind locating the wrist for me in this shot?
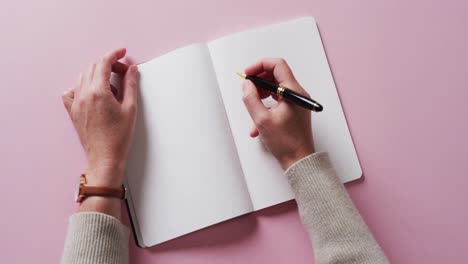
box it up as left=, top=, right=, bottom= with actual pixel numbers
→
left=279, top=146, right=314, bottom=170
left=85, top=160, right=126, bottom=188
left=78, top=162, right=126, bottom=221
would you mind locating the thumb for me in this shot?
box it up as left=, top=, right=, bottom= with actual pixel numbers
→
left=62, top=89, right=74, bottom=114
left=123, top=65, right=138, bottom=109
left=242, top=80, right=269, bottom=125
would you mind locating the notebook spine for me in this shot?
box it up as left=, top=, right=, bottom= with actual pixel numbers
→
left=124, top=183, right=145, bottom=248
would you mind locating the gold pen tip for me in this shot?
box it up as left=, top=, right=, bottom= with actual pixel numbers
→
left=236, top=72, right=247, bottom=79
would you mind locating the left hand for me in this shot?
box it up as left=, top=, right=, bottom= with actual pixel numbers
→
left=62, top=48, right=138, bottom=187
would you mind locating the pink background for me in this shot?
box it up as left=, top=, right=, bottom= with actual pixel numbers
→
left=1, top=0, right=467, bottom=263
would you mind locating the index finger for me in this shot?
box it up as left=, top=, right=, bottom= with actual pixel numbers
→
left=112, top=61, right=129, bottom=75
left=245, top=58, right=297, bottom=84
left=95, top=48, right=127, bottom=87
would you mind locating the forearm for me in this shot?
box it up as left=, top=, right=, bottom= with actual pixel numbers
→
left=286, top=152, right=388, bottom=264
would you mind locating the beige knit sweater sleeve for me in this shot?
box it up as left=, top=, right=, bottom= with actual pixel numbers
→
left=61, top=152, right=388, bottom=264
left=61, top=212, right=129, bottom=264
left=285, top=152, right=388, bottom=263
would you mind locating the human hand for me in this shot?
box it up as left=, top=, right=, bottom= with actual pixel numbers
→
left=62, top=48, right=138, bottom=187
left=242, top=58, right=314, bottom=170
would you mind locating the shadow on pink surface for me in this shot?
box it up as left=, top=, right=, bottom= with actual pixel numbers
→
left=125, top=200, right=297, bottom=256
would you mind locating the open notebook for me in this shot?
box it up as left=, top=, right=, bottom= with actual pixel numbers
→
left=125, top=17, right=362, bottom=247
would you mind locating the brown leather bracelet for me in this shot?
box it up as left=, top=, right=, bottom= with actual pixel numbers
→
left=75, top=174, right=126, bottom=203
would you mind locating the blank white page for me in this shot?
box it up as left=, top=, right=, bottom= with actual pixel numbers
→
left=126, top=44, right=253, bottom=247
left=208, top=17, right=362, bottom=210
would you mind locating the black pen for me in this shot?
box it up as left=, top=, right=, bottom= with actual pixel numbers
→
left=237, top=73, right=323, bottom=112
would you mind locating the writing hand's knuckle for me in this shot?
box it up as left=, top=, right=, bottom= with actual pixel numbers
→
left=256, top=113, right=269, bottom=127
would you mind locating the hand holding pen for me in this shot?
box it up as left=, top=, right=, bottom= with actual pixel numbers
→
left=238, top=62, right=322, bottom=112
left=240, top=58, right=316, bottom=170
